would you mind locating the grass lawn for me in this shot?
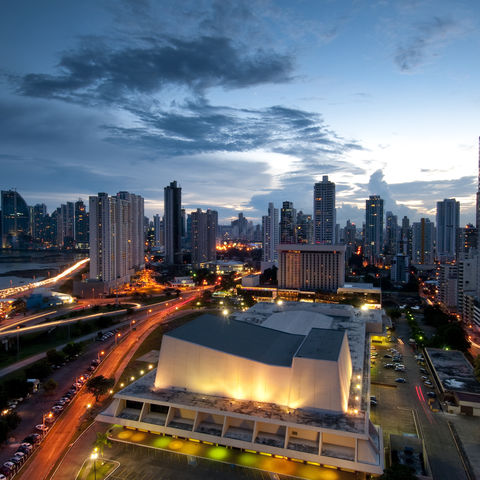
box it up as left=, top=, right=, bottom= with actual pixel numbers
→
left=76, top=458, right=117, bottom=480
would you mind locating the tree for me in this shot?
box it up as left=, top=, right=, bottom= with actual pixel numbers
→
left=43, top=378, right=58, bottom=394
left=25, top=359, right=52, bottom=380
left=4, top=378, right=29, bottom=399
left=46, top=349, right=65, bottom=366
left=86, top=376, right=115, bottom=401
left=379, top=463, right=418, bottom=480
left=93, top=432, right=112, bottom=457
left=62, top=342, right=82, bottom=359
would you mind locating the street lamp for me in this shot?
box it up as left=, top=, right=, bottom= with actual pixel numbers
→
left=90, top=450, right=98, bottom=480
left=42, top=412, right=53, bottom=435
left=115, top=332, right=121, bottom=345
left=129, top=319, right=136, bottom=331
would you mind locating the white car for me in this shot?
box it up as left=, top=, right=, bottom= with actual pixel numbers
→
left=35, top=424, right=48, bottom=432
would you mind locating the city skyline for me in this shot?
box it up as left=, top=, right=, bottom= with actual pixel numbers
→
left=1, top=0, right=480, bottom=225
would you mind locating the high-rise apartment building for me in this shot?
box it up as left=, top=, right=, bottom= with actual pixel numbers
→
left=153, top=214, right=163, bottom=248
left=313, top=176, right=336, bottom=244
left=384, top=211, right=398, bottom=256
left=456, top=224, right=478, bottom=259
left=74, top=199, right=89, bottom=248
left=89, top=191, right=144, bottom=286
left=412, top=218, right=435, bottom=265
left=56, top=202, right=75, bottom=247
left=262, top=203, right=279, bottom=263
left=343, top=220, right=357, bottom=261
left=191, top=209, right=218, bottom=267
left=365, top=195, right=384, bottom=264
left=31, top=203, right=47, bottom=244
left=280, top=201, right=296, bottom=244
left=1, top=190, right=30, bottom=248
left=164, top=181, right=182, bottom=265
left=399, top=216, right=412, bottom=258
left=117, top=191, right=145, bottom=270
left=278, top=244, right=346, bottom=292
left=436, top=198, right=460, bottom=262
left=296, top=211, right=313, bottom=244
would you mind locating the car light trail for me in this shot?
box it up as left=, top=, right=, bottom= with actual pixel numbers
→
left=0, top=258, right=90, bottom=299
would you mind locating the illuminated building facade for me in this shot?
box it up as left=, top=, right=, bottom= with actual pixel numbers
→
left=98, top=303, right=384, bottom=475
left=1, top=189, right=30, bottom=248
left=278, top=244, right=345, bottom=292
left=262, top=202, right=279, bottom=264
left=191, top=208, right=218, bottom=267
left=89, top=191, right=144, bottom=286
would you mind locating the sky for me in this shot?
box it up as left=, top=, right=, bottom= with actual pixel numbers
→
left=1, top=0, right=479, bottom=226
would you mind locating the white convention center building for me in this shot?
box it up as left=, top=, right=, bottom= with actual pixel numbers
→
left=98, top=302, right=385, bottom=475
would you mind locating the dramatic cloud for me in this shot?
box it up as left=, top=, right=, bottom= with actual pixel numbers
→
left=17, top=35, right=294, bottom=104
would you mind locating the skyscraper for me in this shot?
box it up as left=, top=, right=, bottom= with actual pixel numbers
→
left=436, top=198, right=460, bottom=262
left=262, top=202, right=279, bottom=263
left=74, top=199, right=89, bottom=248
left=153, top=214, right=163, bottom=248
left=412, top=218, right=435, bottom=265
left=313, top=176, right=336, bottom=244
left=280, top=201, right=296, bottom=244
left=1, top=190, right=30, bottom=248
left=89, top=191, right=144, bottom=285
left=296, top=211, right=313, bottom=244
left=365, top=195, right=384, bottom=264
left=344, top=219, right=357, bottom=261
left=164, top=181, right=182, bottom=265
left=191, top=208, right=218, bottom=267
left=384, top=211, right=398, bottom=255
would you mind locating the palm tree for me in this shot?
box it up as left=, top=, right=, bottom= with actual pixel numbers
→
left=93, top=432, right=112, bottom=458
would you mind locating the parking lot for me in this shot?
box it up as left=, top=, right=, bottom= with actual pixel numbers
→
left=370, top=316, right=469, bottom=480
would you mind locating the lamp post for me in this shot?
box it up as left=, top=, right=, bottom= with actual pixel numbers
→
left=90, top=450, right=98, bottom=480
left=42, top=412, right=52, bottom=436
left=115, top=332, right=121, bottom=346
left=129, top=319, right=136, bottom=332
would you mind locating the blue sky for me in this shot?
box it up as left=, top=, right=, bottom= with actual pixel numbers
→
left=0, top=0, right=479, bottom=226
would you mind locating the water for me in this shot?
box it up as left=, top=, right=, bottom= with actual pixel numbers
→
left=0, top=251, right=87, bottom=289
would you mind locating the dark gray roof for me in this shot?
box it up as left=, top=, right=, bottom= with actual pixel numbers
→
left=296, top=328, right=345, bottom=361
left=165, top=314, right=305, bottom=366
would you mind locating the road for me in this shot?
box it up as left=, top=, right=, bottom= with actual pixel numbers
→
left=371, top=314, right=468, bottom=480
left=15, top=291, right=201, bottom=480
left=0, top=259, right=89, bottom=299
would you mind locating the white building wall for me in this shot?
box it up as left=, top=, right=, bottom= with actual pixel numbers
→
left=154, top=335, right=350, bottom=412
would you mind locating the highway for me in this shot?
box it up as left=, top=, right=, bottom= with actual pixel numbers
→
left=15, top=291, right=201, bottom=480
left=0, top=258, right=89, bottom=299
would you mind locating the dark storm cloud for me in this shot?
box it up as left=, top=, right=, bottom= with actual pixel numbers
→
left=102, top=100, right=362, bottom=164
left=17, top=35, right=294, bottom=104
left=394, top=16, right=461, bottom=71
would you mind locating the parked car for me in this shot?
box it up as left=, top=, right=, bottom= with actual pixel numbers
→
left=35, top=424, right=48, bottom=432
left=23, top=434, right=41, bottom=444
left=395, top=378, right=406, bottom=383
left=384, top=354, right=392, bottom=358
left=384, top=363, right=394, bottom=369
left=427, top=391, right=436, bottom=398
left=395, top=365, right=405, bottom=371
